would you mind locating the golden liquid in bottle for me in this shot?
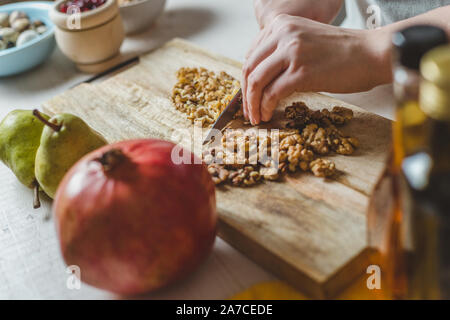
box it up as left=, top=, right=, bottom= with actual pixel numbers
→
left=369, top=67, right=429, bottom=298
left=404, top=120, right=450, bottom=300
left=403, top=45, right=450, bottom=299
left=383, top=99, right=428, bottom=299
left=393, top=100, right=428, bottom=166
left=369, top=32, right=449, bottom=300
left=372, top=68, right=428, bottom=297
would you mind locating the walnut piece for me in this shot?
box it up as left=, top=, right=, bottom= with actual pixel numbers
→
left=285, top=103, right=355, bottom=128
left=171, top=67, right=240, bottom=127
left=310, top=159, right=336, bottom=178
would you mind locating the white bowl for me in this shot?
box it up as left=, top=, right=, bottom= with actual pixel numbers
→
left=119, top=0, right=166, bottom=35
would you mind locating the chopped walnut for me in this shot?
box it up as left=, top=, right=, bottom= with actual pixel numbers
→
left=171, top=67, right=240, bottom=127
left=310, top=159, right=336, bottom=178
left=301, top=124, right=328, bottom=155
left=202, top=102, right=358, bottom=187
left=204, top=101, right=358, bottom=186
left=334, top=137, right=359, bottom=155
left=285, top=102, right=313, bottom=129
left=171, top=67, right=360, bottom=187
left=285, top=102, right=359, bottom=157
left=285, top=102, right=310, bottom=119
left=208, top=164, right=262, bottom=187
left=285, top=103, right=355, bottom=128
left=330, top=106, right=354, bottom=124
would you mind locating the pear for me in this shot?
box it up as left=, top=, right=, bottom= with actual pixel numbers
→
left=33, top=110, right=107, bottom=199
left=0, top=109, right=50, bottom=208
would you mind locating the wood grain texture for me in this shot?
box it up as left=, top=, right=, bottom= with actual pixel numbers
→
left=43, top=38, right=391, bottom=298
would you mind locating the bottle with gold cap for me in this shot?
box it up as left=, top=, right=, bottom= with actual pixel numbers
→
left=392, top=26, right=448, bottom=161
left=367, top=25, right=447, bottom=299
left=401, top=44, right=450, bottom=300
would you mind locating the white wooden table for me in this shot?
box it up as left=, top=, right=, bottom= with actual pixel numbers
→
left=0, top=0, right=395, bottom=299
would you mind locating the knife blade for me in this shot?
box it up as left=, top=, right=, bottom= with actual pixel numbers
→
left=203, top=89, right=242, bottom=145
left=71, top=56, right=140, bottom=88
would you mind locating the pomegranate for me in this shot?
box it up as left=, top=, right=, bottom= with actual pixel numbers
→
left=53, top=139, right=217, bottom=295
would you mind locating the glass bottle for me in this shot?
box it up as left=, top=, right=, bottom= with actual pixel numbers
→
left=402, top=45, right=450, bottom=299
left=367, top=26, right=447, bottom=299
left=392, top=26, right=447, bottom=160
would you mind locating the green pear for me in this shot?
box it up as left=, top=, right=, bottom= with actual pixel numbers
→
left=34, top=110, right=107, bottom=199
left=0, top=109, right=50, bottom=208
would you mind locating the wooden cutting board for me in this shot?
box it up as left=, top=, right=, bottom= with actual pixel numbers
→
left=43, top=38, right=391, bottom=298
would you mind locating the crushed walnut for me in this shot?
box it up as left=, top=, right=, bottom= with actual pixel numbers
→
left=285, top=102, right=359, bottom=155
left=310, top=159, right=336, bottom=178
left=171, top=67, right=240, bottom=127
left=285, top=102, right=354, bottom=129
left=170, top=67, right=360, bottom=187
left=203, top=102, right=359, bottom=187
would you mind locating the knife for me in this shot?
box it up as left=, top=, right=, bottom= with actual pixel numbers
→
left=71, top=56, right=140, bottom=88
left=203, top=89, right=243, bottom=145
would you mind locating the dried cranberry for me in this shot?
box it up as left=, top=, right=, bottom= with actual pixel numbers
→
left=59, top=0, right=106, bottom=13
left=59, top=3, right=68, bottom=13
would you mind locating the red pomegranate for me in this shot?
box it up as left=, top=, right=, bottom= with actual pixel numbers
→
left=53, top=139, right=217, bottom=295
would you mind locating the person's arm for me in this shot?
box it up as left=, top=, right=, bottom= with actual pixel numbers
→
left=242, top=6, right=450, bottom=125
left=254, top=0, right=344, bottom=29
left=366, top=5, right=450, bottom=86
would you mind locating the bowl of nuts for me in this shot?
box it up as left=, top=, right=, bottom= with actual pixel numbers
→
left=118, top=0, right=166, bottom=35
left=0, top=1, right=56, bottom=77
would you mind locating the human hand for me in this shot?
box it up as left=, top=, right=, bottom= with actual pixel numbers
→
left=254, top=0, right=343, bottom=29
left=242, top=14, right=391, bottom=125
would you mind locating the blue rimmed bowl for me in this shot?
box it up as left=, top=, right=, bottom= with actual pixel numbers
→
left=0, top=1, right=55, bottom=77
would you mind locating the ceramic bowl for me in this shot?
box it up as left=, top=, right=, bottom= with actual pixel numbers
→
left=0, top=1, right=56, bottom=77
left=119, top=0, right=166, bottom=35
left=50, top=0, right=124, bottom=70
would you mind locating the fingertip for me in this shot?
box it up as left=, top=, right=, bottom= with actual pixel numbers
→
left=253, top=110, right=261, bottom=126
left=261, top=110, right=273, bottom=122
left=248, top=107, right=256, bottom=125
left=249, top=114, right=255, bottom=126
left=243, top=104, right=249, bottom=120
left=261, top=99, right=276, bottom=122
left=247, top=100, right=257, bottom=125
left=242, top=91, right=249, bottom=121
left=245, top=92, right=253, bottom=124
left=246, top=90, right=261, bottom=126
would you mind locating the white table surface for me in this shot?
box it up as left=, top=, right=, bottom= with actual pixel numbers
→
left=0, top=0, right=395, bottom=300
